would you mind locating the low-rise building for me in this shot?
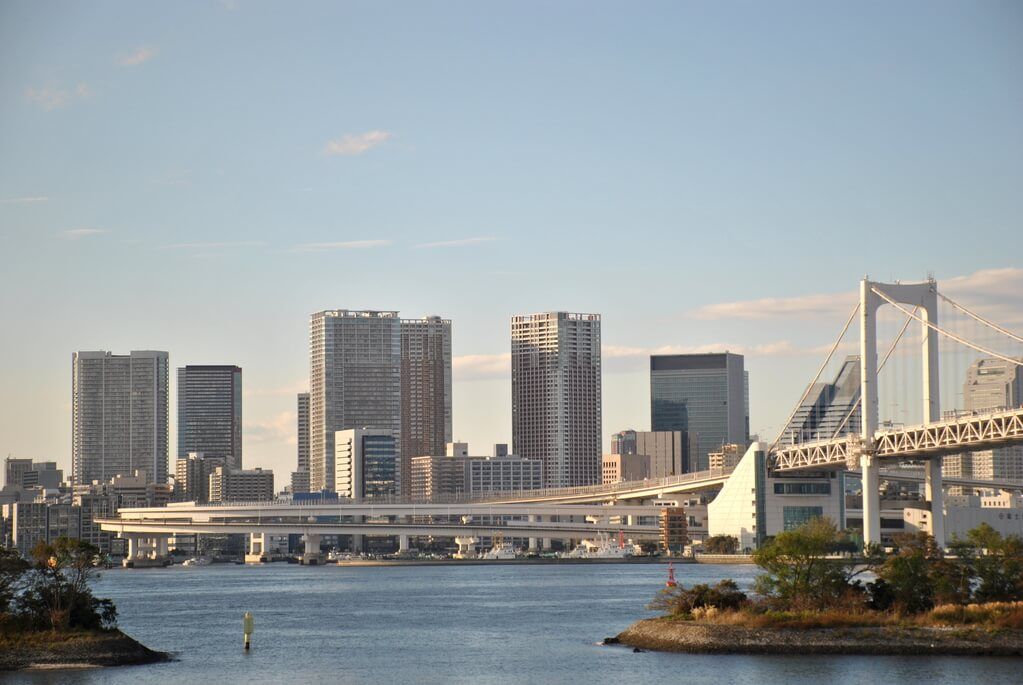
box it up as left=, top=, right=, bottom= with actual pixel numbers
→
left=410, top=443, right=542, bottom=501
left=708, top=444, right=743, bottom=471
left=602, top=453, right=650, bottom=484
left=208, top=467, right=274, bottom=502
left=335, top=429, right=397, bottom=502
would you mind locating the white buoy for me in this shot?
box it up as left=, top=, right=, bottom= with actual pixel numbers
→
left=243, top=612, right=254, bottom=650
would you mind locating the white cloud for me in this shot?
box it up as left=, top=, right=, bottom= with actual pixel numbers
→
left=246, top=411, right=296, bottom=446
left=25, top=83, right=92, bottom=111
left=689, top=267, right=1023, bottom=326
left=453, top=353, right=511, bottom=380
left=322, top=131, right=392, bottom=156
left=61, top=228, right=108, bottom=239
left=415, top=237, right=497, bottom=249
left=244, top=380, right=307, bottom=399
left=162, top=241, right=265, bottom=250
left=118, top=46, right=157, bottom=67
left=292, top=239, right=393, bottom=252
left=1, top=196, right=49, bottom=204
left=691, top=291, right=857, bottom=320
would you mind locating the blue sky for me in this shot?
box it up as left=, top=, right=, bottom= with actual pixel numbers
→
left=1, top=1, right=1021, bottom=479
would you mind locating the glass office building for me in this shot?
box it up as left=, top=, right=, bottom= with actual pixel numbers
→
left=650, top=353, right=748, bottom=471
left=177, top=365, right=243, bottom=469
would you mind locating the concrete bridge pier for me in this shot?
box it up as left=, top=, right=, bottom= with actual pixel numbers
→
left=245, top=533, right=270, bottom=563
left=860, top=453, right=881, bottom=548
left=398, top=534, right=410, bottom=553
left=122, top=534, right=170, bottom=568
left=925, top=458, right=945, bottom=547
left=527, top=515, right=539, bottom=551
left=301, top=533, right=324, bottom=565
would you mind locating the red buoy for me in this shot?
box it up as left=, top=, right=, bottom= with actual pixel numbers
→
left=666, top=561, right=677, bottom=587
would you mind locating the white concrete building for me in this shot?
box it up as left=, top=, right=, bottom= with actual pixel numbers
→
left=208, top=467, right=274, bottom=502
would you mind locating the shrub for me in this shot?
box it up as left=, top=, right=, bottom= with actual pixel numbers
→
left=702, top=535, right=739, bottom=555
left=648, top=579, right=747, bottom=617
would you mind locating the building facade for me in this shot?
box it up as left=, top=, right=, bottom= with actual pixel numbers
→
left=410, top=443, right=542, bottom=501
left=174, top=452, right=227, bottom=503
left=309, top=311, right=401, bottom=492
left=208, top=467, right=274, bottom=502
left=177, top=365, right=243, bottom=469
left=511, top=312, right=601, bottom=488
left=779, top=355, right=861, bottom=446
left=334, top=428, right=397, bottom=502
left=945, top=356, right=1023, bottom=484
left=650, top=353, right=748, bottom=472
left=602, top=453, right=650, bottom=484
left=297, top=392, right=310, bottom=472
left=72, top=350, right=170, bottom=486
left=399, top=316, right=452, bottom=500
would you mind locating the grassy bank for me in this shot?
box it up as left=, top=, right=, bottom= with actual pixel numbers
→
left=0, top=629, right=170, bottom=671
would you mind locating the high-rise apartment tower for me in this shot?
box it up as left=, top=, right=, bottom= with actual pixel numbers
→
left=177, top=365, right=242, bottom=469
left=72, top=350, right=169, bottom=485
left=511, top=312, right=601, bottom=487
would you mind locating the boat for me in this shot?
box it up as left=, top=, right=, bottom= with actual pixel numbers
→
left=561, top=533, right=632, bottom=559
left=182, top=556, right=211, bottom=566
left=480, top=543, right=517, bottom=560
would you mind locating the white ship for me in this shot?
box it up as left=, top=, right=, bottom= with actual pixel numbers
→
left=561, top=533, right=631, bottom=559
left=182, top=557, right=211, bottom=566
left=480, top=543, right=517, bottom=560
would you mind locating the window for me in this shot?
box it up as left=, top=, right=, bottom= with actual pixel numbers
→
left=782, top=506, right=824, bottom=530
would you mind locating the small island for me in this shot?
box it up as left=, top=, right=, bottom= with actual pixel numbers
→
left=1, top=538, right=170, bottom=671
left=614, top=519, right=1023, bottom=656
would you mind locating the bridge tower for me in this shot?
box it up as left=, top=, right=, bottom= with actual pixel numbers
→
left=859, top=278, right=943, bottom=547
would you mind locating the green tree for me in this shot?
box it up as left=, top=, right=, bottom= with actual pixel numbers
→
left=16, top=537, right=117, bottom=632
left=967, top=523, right=1023, bottom=602
left=871, top=532, right=969, bottom=613
left=0, top=547, right=30, bottom=616
left=702, top=535, right=739, bottom=555
left=752, top=517, right=873, bottom=610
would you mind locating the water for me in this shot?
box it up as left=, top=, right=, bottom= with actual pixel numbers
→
left=2, top=562, right=1017, bottom=684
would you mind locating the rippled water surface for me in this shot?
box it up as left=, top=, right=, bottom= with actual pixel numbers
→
left=2, top=562, right=1017, bottom=684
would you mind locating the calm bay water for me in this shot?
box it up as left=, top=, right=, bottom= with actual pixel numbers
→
left=2, top=562, right=1017, bottom=684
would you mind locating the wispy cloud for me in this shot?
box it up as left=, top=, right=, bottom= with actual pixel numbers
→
left=244, top=380, right=307, bottom=399
left=292, top=239, right=393, bottom=252
left=161, top=241, right=265, bottom=250
left=61, top=228, right=108, bottom=239
left=25, top=83, right=92, bottom=111
left=1, top=196, right=49, bottom=204
left=118, top=46, right=157, bottom=67
left=415, top=236, right=497, bottom=249
left=323, top=131, right=392, bottom=156
left=246, top=411, right=296, bottom=446
left=691, top=291, right=857, bottom=320
left=454, top=353, right=512, bottom=380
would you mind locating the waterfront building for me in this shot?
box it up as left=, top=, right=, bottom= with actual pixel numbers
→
left=4, top=458, right=63, bottom=489
left=399, top=316, right=453, bottom=500
left=779, top=356, right=861, bottom=446
left=707, top=443, right=842, bottom=551
left=410, top=443, right=542, bottom=501
left=611, top=430, right=637, bottom=456
left=174, top=452, right=227, bottom=503
left=944, top=357, right=1023, bottom=485
left=74, top=491, right=115, bottom=554
left=511, top=312, right=602, bottom=488
left=602, top=453, right=650, bottom=484
left=72, top=350, right=170, bottom=486
left=309, top=310, right=401, bottom=492
left=659, top=508, right=689, bottom=554
left=650, top=353, right=748, bottom=471
left=1, top=501, right=82, bottom=556
left=334, top=428, right=397, bottom=502
left=208, top=466, right=274, bottom=502
left=708, top=444, right=743, bottom=471
left=177, top=365, right=243, bottom=469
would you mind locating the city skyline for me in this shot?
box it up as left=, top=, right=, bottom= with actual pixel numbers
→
left=1, top=2, right=1021, bottom=480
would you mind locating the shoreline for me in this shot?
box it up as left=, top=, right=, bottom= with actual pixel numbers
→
left=614, top=617, right=1023, bottom=656
left=0, top=629, right=171, bottom=672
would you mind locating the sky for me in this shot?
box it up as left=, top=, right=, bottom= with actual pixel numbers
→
left=1, top=1, right=1021, bottom=481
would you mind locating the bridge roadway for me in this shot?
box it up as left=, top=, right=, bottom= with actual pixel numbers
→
left=773, top=407, right=1023, bottom=472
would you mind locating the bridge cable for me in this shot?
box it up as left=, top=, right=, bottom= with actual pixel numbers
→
left=828, top=306, right=917, bottom=441
left=872, top=288, right=1023, bottom=367
left=770, top=301, right=861, bottom=451
left=937, top=291, right=1023, bottom=345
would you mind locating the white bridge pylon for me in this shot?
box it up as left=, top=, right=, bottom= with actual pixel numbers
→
left=859, top=278, right=942, bottom=547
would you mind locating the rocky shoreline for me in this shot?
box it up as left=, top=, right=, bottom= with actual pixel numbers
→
left=0, top=630, right=171, bottom=671
left=615, top=618, right=1023, bottom=656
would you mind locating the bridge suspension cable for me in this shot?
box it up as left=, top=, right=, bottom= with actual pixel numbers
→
left=828, top=305, right=916, bottom=441
left=937, top=291, right=1023, bottom=345
left=872, top=287, right=1023, bottom=367
left=771, top=301, right=860, bottom=451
